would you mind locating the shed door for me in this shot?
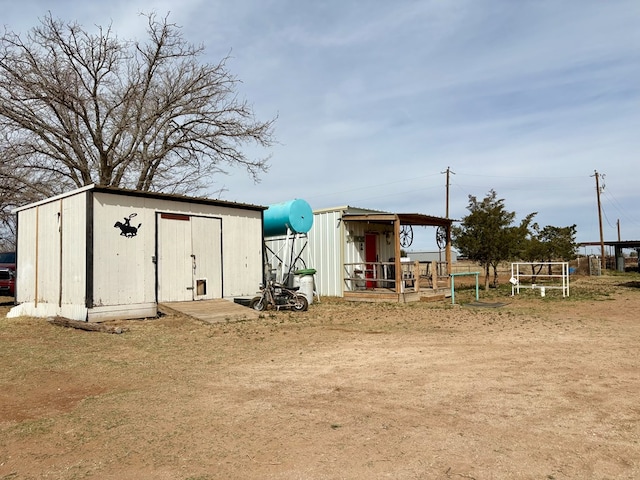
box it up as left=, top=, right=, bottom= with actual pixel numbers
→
left=365, top=233, right=377, bottom=289
left=157, top=214, right=222, bottom=302
left=191, top=216, right=222, bottom=299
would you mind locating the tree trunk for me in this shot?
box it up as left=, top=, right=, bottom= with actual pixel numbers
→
left=47, top=316, right=125, bottom=334
left=484, top=263, right=491, bottom=290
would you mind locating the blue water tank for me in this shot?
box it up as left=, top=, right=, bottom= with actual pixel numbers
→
left=264, top=199, right=313, bottom=237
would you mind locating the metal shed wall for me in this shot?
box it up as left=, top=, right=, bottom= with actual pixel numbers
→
left=11, top=186, right=264, bottom=321
left=93, top=191, right=263, bottom=304
left=268, top=207, right=453, bottom=299
left=299, top=207, right=396, bottom=298
left=14, top=190, right=88, bottom=319
left=91, top=193, right=156, bottom=312
left=263, top=207, right=346, bottom=297
left=307, top=208, right=345, bottom=297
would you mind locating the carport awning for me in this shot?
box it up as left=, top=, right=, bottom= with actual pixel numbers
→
left=342, top=212, right=454, bottom=227
left=580, top=240, right=640, bottom=249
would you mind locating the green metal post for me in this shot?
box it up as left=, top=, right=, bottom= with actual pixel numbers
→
left=449, top=272, right=481, bottom=305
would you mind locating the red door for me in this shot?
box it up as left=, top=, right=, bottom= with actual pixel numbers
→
left=365, top=233, right=377, bottom=289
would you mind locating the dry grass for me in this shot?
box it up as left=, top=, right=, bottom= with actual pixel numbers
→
left=1, top=273, right=640, bottom=479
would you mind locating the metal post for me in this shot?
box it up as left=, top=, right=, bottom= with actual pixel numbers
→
left=450, top=277, right=455, bottom=304
left=442, top=167, right=455, bottom=281
left=475, top=273, right=479, bottom=301
left=450, top=272, right=480, bottom=305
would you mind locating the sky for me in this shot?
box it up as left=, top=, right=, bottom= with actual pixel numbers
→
left=3, top=0, right=640, bottom=252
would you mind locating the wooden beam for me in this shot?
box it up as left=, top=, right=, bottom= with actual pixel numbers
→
left=394, top=219, right=401, bottom=293
left=431, top=260, right=438, bottom=291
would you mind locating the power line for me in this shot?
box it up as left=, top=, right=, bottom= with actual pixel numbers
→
left=602, top=189, right=640, bottom=228
left=455, top=171, right=589, bottom=180
left=600, top=204, right=616, bottom=229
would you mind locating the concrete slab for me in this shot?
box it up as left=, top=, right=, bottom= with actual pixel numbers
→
left=159, top=298, right=261, bottom=324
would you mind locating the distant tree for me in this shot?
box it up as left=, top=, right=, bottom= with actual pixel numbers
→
left=520, top=224, right=578, bottom=279
left=452, top=190, right=534, bottom=290
left=539, top=225, right=578, bottom=263
left=489, top=214, right=536, bottom=287
left=0, top=12, right=275, bottom=200
left=519, top=227, right=547, bottom=280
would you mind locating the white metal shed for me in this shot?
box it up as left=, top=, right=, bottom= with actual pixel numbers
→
left=277, top=206, right=453, bottom=302
left=9, top=185, right=266, bottom=321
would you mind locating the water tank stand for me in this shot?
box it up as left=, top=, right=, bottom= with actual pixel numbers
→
left=264, top=229, right=309, bottom=284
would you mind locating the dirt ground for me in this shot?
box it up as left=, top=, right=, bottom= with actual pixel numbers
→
left=1, top=274, right=639, bottom=480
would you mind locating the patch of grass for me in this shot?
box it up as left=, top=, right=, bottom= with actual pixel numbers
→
left=8, top=418, right=55, bottom=438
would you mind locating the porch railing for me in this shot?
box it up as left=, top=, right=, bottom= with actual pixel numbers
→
left=344, top=261, right=421, bottom=292
left=344, top=260, right=446, bottom=293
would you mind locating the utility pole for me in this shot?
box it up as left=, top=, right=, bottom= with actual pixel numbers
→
left=593, top=170, right=606, bottom=270
left=617, top=219, right=621, bottom=242
left=444, top=166, right=451, bottom=219
left=441, top=167, right=455, bottom=277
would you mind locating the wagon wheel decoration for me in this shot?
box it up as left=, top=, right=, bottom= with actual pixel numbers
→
left=436, top=225, right=448, bottom=250
left=399, top=225, right=414, bottom=248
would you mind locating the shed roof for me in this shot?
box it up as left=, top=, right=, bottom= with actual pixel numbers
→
left=313, top=205, right=388, bottom=215
left=313, top=206, right=454, bottom=227
left=14, top=184, right=267, bottom=213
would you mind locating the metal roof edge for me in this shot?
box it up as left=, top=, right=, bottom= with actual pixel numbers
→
left=13, top=184, right=267, bottom=213
left=92, top=186, right=267, bottom=211
left=12, top=184, right=96, bottom=213
left=313, top=205, right=391, bottom=215
left=312, top=205, right=350, bottom=214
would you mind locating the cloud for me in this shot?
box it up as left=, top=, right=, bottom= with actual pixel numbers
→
left=3, top=0, right=640, bottom=245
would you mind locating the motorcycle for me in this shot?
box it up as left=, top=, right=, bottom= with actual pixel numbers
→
left=249, top=280, right=309, bottom=312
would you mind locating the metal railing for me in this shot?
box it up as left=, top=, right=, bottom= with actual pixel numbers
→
left=343, top=261, right=420, bottom=292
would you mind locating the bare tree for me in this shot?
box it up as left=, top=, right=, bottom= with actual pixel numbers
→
left=0, top=123, right=67, bottom=249
left=0, top=12, right=275, bottom=200
left=0, top=157, right=56, bottom=250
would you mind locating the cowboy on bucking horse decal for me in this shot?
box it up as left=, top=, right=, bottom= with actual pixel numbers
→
left=114, top=213, right=141, bottom=238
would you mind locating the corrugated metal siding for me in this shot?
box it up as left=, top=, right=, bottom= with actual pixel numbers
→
left=14, top=187, right=263, bottom=320
left=307, top=209, right=345, bottom=297
left=265, top=209, right=345, bottom=296
left=303, top=209, right=400, bottom=297
left=15, top=208, right=37, bottom=303
left=276, top=208, right=395, bottom=297
left=244, top=205, right=403, bottom=298
left=93, top=194, right=156, bottom=306
left=16, top=192, right=87, bottom=306
left=60, top=194, right=87, bottom=304
left=34, top=201, right=61, bottom=303
left=93, top=193, right=263, bottom=302
left=217, top=209, right=263, bottom=297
